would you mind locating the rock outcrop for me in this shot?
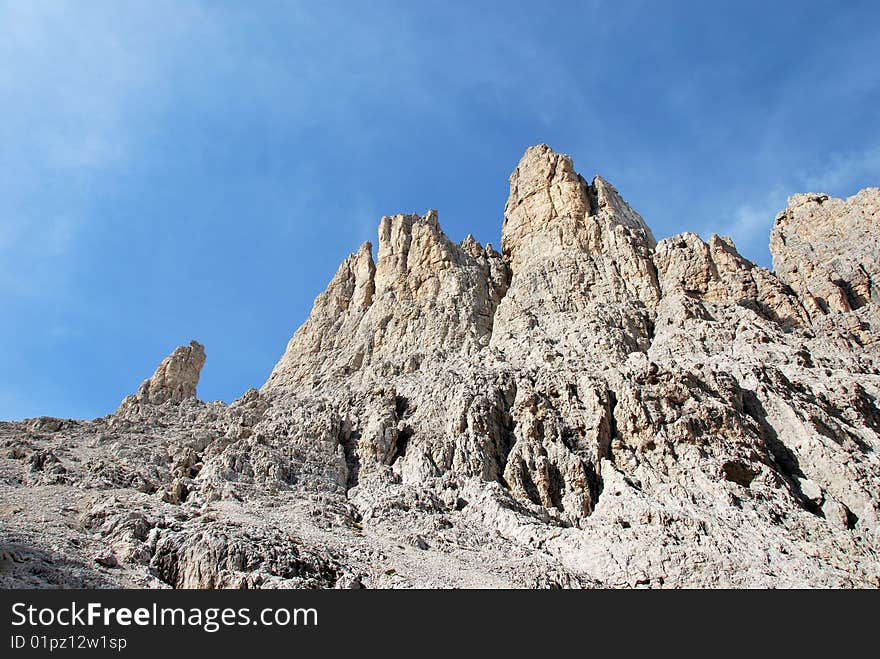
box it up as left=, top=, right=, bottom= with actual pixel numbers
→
left=492, top=144, right=659, bottom=367
left=771, top=189, right=879, bottom=318
left=1, top=145, right=878, bottom=589
left=118, top=340, right=206, bottom=413
left=264, top=211, right=509, bottom=390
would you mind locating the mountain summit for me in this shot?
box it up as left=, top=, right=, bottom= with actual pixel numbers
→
left=2, top=145, right=878, bottom=588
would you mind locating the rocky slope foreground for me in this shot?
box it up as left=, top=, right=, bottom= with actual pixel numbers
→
left=2, top=145, right=879, bottom=588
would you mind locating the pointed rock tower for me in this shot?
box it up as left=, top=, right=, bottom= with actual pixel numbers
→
left=117, top=340, right=206, bottom=414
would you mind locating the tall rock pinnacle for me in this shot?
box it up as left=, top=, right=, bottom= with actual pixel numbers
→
left=117, top=340, right=206, bottom=413
left=263, top=210, right=509, bottom=390
left=491, top=144, right=660, bottom=366
left=501, top=144, right=656, bottom=266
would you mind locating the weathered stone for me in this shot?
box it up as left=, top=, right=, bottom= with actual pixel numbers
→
left=771, top=189, right=879, bottom=319
left=798, top=478, right=824, bottom=506
left=117, top=341, right=206, bottom=414
left=94, top=549, right=119, bottom=568
left=1, top=144, right=879, bottom=589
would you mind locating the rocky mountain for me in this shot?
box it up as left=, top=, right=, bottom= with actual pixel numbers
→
left=1, top=144, right=878, bottom=588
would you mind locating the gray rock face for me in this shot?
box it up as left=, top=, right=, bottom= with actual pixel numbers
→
left=265, top=211, right=509, bottom=390
left=493, top=145, right=659, bottom=368
left=1, top=145, right=878, bottom=588
left=118, top=340, right=206, bottom=413
left=771, top=189, right=879, bottom=317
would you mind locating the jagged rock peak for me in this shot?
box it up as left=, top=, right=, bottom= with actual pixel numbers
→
left=263, top=208, right=510, bottom=390
left=653, top=231, right=811, bottom=328
left=117, top=340, right=206, bottom=413
left=501, top=144, right=656, bottom=266
left=592, top=175, right=656, bottom=245
left=325, top=240, right=376, bottom=313
left=375, top=209, right=458, bottom=298
left=488, top=145, right=661, bottom=367
left=771, top=187, right=879, bottom=319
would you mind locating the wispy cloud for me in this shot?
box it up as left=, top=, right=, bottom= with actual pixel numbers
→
left=710, top=187, right=788, bottom=265
left=0, top=0, right=213, bottom=299
left=802, top=147, right=880, bottom=193
left=708, top=145, right=880, bottom=267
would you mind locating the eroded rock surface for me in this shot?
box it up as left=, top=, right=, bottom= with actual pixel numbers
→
left=1, top=145, right=878, bottom=588
left=118, top=340, right=206, bottom=413
left=771, top=189, right=879, bottom=317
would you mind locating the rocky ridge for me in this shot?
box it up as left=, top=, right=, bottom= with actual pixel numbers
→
left=1, top=144, right=878, bottom=588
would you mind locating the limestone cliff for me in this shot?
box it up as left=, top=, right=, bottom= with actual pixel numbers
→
left=1, top=145, right=878, bottom=589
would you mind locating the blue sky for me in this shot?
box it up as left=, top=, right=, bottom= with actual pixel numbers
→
left=1, top=0, right=878, bottom=420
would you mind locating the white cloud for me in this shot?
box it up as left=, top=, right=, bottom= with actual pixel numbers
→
left=802, top=147, right=880, bottom=194
left=708, top=146, right=880, bottom=267
left=708, top=187, right=787, bottom=266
